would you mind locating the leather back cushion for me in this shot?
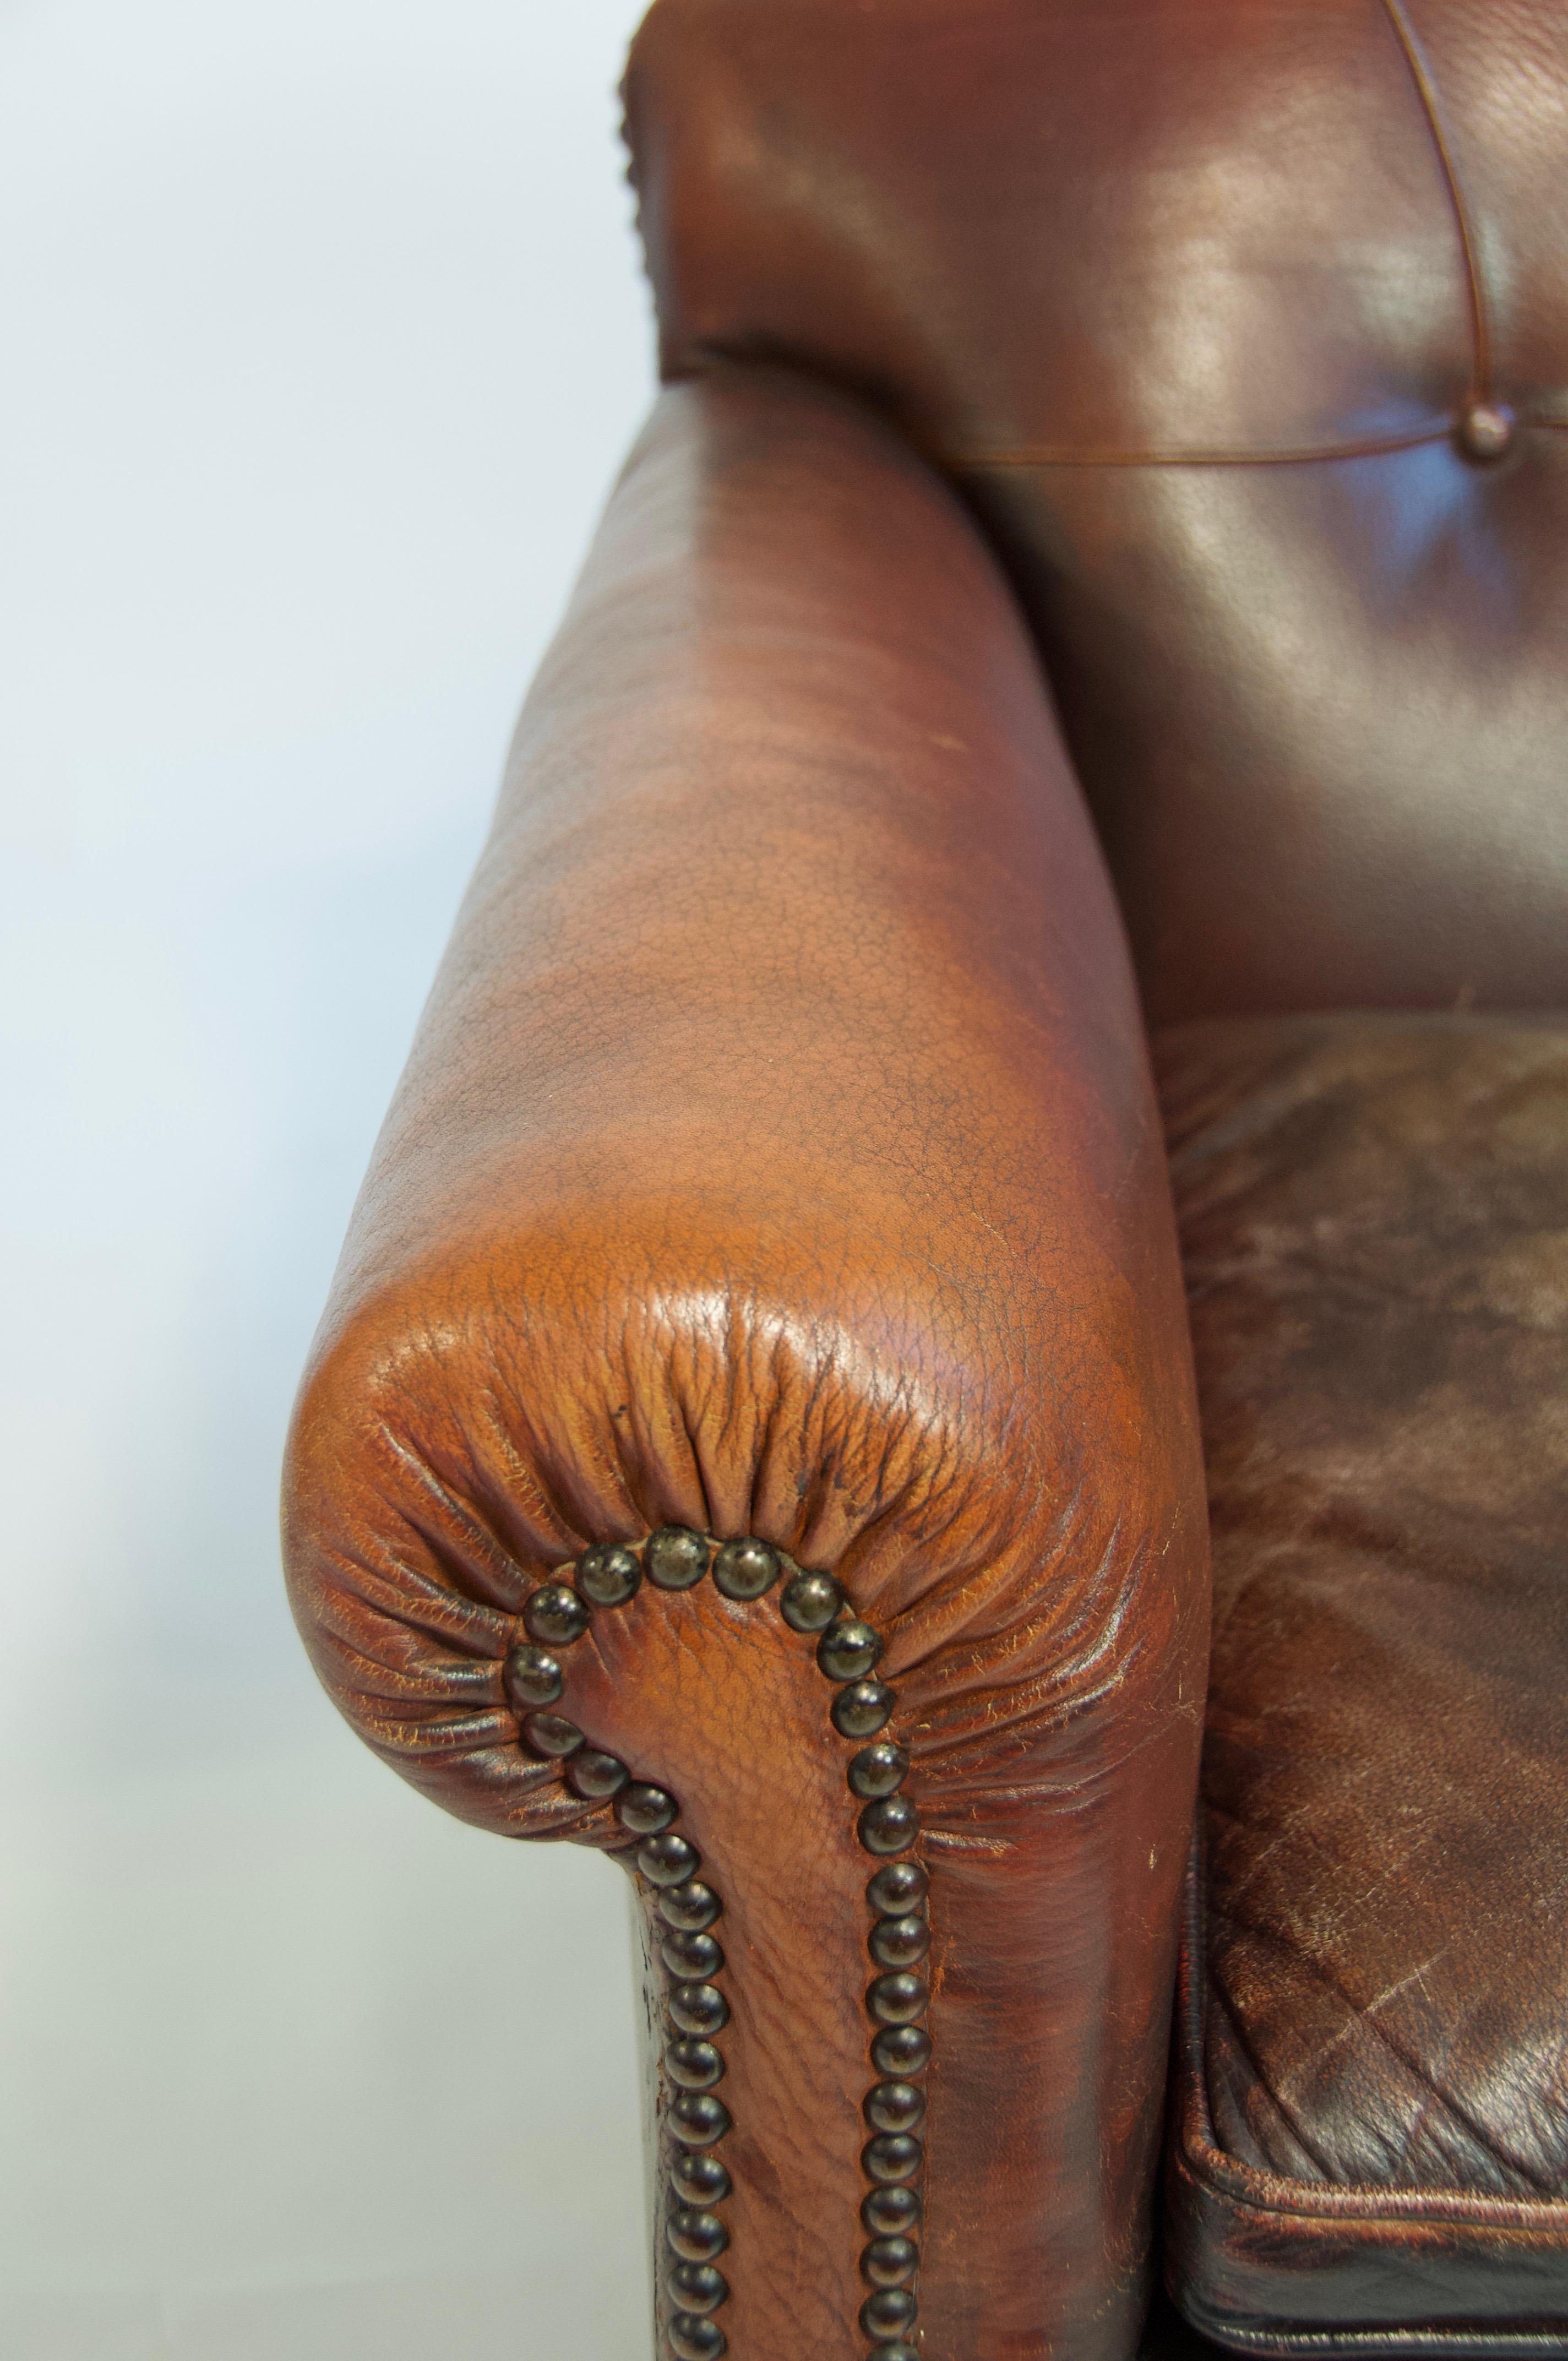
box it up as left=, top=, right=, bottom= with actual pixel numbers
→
left=623, top=0, right=1568, bottom=1022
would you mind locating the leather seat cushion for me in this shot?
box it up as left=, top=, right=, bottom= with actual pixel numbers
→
left=1155, top=1013, right=1568, bottom=2352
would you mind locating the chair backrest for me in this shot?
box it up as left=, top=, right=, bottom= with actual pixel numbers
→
left=624, top=0, right=1568, bottom=1022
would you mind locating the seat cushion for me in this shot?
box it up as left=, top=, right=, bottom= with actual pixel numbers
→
left=1156, top=1014, right=1568, bottom=2354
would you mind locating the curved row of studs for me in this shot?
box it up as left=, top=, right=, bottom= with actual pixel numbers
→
left=499, top=1527, right=927, bottom=2361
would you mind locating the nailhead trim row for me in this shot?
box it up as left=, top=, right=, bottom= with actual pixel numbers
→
left=500, top=1528, right=927, bottom=2361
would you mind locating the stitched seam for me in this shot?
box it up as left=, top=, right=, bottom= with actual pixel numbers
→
left=1378, top=0, right=1491, bottom=399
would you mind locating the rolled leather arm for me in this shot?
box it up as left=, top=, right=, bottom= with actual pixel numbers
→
left=282, top=366, right=1209, bottom=2361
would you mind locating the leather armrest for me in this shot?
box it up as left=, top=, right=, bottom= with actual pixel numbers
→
left=282, top=364, right=1209, bottom=2359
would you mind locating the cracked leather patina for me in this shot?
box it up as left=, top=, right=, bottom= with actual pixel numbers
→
left=283, top=372, right=1210, bottom=2360
left=1158, top=1017, right=1568, bottom=2346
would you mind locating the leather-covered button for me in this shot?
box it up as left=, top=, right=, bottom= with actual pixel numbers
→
left=1456, top=400, right=1515, bottom=461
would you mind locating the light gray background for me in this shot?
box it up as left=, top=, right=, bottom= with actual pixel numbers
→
left=1, top=2, right=657, bottom=2352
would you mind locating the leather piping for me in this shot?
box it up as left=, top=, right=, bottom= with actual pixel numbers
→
left=685, top=358, right=1568, bottom=474
left=951, top=417, right=1568, bottom=472
left=950, top=425, right=1455, bottom=470
left=950, top=415, right=1568, bottom=474
left=1177, top=2314, right=1568, bottom=2361
left=1377, top=0, right=1491, bottom=399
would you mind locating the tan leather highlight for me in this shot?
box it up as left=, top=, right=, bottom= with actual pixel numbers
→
left=282, top=371, right=1210, bottom=2357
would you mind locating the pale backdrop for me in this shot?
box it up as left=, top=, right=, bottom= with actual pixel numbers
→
left=0, top=2, right=658, bottom=2352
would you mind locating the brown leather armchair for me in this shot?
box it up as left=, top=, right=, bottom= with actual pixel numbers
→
left=281, top=4, right=1568, bottom=2355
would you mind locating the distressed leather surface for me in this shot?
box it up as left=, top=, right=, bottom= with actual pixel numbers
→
left=282, top=370, right=1210, bottom=2359
left=1157, top=1015, right=1568, bottom=2346
left=624, top=0, right=1568, bottom=1022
